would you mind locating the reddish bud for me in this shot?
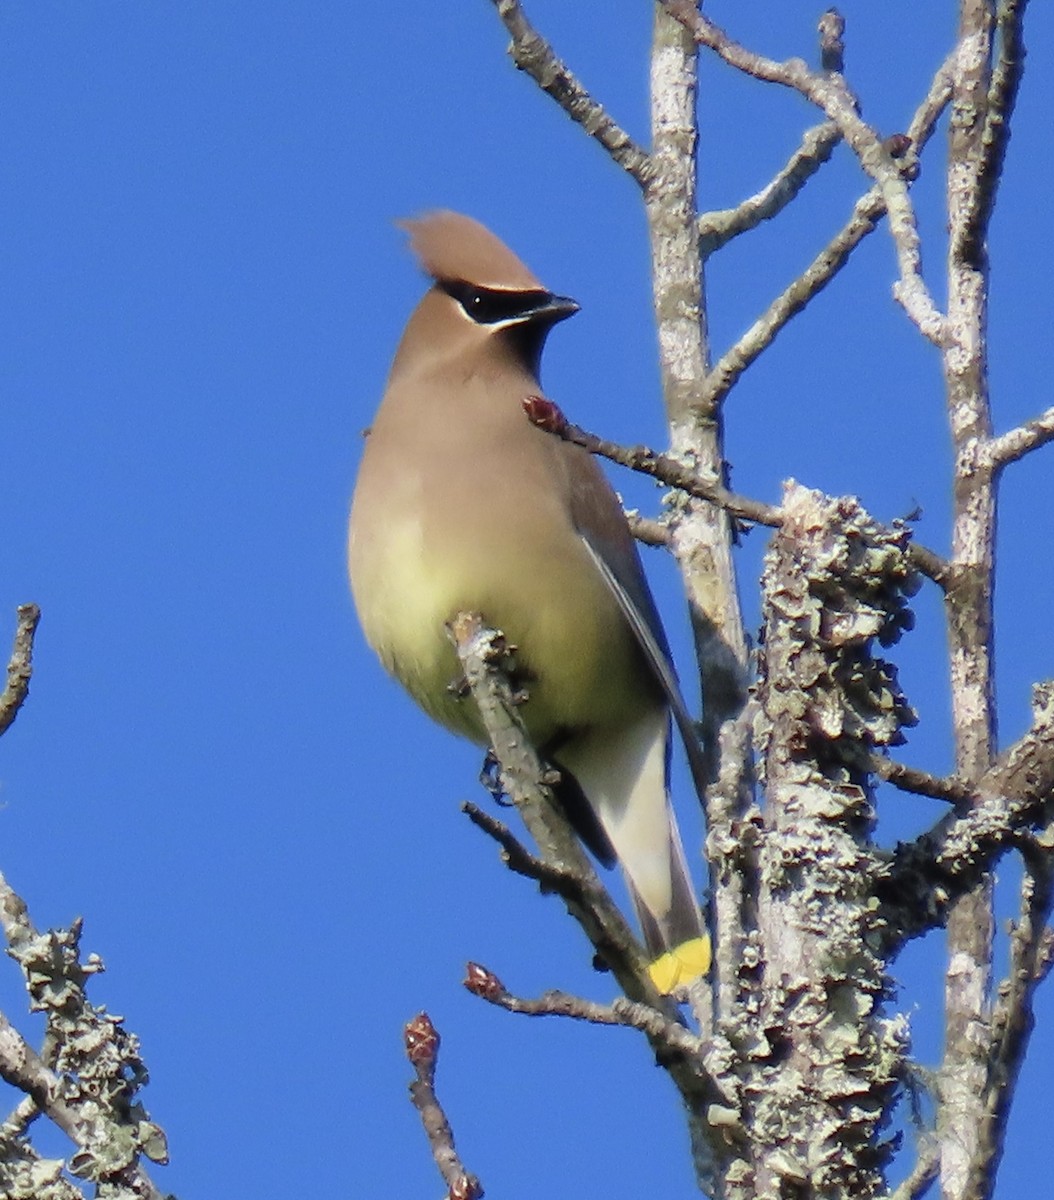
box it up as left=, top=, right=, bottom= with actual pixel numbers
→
left=449, top=1175, right=484, bottom=1200
left=884, top=133, right=913, bottom=159
left=404, top=1012, right=439, bottom=1064
left=522, top=395, right=568, bottom=435
left=464, top=961, right=506, bottom=1001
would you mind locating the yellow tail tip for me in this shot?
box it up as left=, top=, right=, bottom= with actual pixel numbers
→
left=647, top=936, right=712, bottom=994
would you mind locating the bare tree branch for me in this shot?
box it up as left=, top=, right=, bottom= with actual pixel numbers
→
left=476, top=5, right=1045, bottom=1196
left=536, top=406, right=782, bottom=527
left=525, top=395, right=952, bottom=591
left=887, top=1141, right=940, bottom=1200
left=448, top=612, right=723, bottom=1147
left=462, top=799, right=581, bottom=895
left=447, top=613, right=657, bottom=998
left=697, top=122, right=841, bottom=255
left=986, top=404, right=1054, bottom=468
left=701, top=52, right=955, bottom=411
left=488, top=0, right=655, bottom=187
left=404, top=1013, right=484, bottom=1200
left=661, top=1, right=950, bottom=343
left=960, top=0, right=1029, bottom=269
left=463, top=962, right=705, bottom=1061
left=704, top=187, right=886, bottom=402
left=647, top=8, right=752, bottom=911
left=873, top=756, right=976, bottom=806
left=625, top=510, right=671, bottom=547
left=0, top=1016, right=69, bottom=1129
left=938, top=7, right=1003, bottom=1194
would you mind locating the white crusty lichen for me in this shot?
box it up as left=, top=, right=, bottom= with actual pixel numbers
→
left=725, top=482, right=919, bottom=1200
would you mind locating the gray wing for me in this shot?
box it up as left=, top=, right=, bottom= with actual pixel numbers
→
left=578, top=533, right=710, bottom=800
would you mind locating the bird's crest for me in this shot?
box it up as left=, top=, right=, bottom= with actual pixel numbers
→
left=398, top=210, right=544, bottom=292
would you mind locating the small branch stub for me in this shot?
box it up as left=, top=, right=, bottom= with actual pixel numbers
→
left=0, top=604, right=41, bottom=739
left=818, top=8, right=846, bottom=73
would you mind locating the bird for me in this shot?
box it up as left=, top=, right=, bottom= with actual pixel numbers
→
left=347, top=211, right=709, bottom=993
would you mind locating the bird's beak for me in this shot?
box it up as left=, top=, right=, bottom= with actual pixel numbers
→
left=540, top=293, right=580, bottom=323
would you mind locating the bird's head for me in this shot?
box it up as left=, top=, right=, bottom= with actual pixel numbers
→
left=393, top=211, right=579, bottom=377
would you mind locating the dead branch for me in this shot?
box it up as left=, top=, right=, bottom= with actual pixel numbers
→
left=697, top=122, right=841, bottom=255
left=463, top=962, right=704, bottom=1064
left=662, top=1, right=951, bottom=343
left=701, top=50, right=955, bottom=412
left=524, top=396, right=952, bottom=590
left=488, top=0, right=654, bottom=187
left=986, top=404, right=1054, bottom=469
left=872, top=757, right=975, bottom=806
left=461, top=800, right=581, bottom=894
left=0, top=605, right=41, bottom=739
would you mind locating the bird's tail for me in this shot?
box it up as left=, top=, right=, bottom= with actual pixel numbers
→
left=556, top=709, right=710, bottom=995
left=627, top=816, right=711, bottom=994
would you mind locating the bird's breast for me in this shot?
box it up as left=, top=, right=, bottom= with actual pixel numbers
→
left=349, top=432, right=655, bottom=748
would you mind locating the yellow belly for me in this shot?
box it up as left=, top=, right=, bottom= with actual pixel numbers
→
left=349, top=506, right=654, bottom=749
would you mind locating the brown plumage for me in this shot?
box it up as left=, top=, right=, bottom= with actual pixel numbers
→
left=348, top=211, right=709, bottom=989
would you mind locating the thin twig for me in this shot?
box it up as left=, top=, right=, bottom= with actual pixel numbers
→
left=697, top=122, right=841, bottom=255
left=0, top=604, right=41, bottom=738
left=873, top=756, right=975, bottom=806
left=661, top=1, right=950, bottom=343
left=701, top=53, right=955, bottom=410
left=489, top=0, right=655, bottom=188
left=462, top=800, right=581, bottom=894
left=525, top=397, right=953, bottom=589
left=888, top=1141, right=940, bottom=1200
left=463, top=962, right=706, bottom=1063
left=526, top=397, right=781, bottom=525
left=404, top=1013, right=483, bottom=1200
left=704, top=187, right=886, bottom=403
left=908, top=542, right=954, bottom=589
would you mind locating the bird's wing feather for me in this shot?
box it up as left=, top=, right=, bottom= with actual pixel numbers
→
left=553, top=442, right=709, bottom=793
left=578, top=533, right=710, bottom=798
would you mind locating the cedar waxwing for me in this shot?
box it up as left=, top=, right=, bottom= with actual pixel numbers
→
left=348, top=211, right=709, bottom=992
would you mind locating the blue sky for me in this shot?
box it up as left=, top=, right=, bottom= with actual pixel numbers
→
left=0, top=3, right=1051, bottom=1197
